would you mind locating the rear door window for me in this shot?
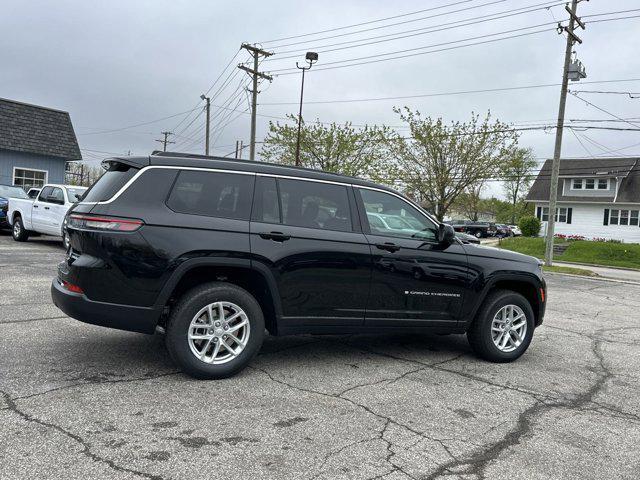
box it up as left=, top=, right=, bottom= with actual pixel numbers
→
left=277, top=179, right=353, bottom=232
left=37, top=186, right=53, bottom=202
left=167, top=170, right=255, bottom=220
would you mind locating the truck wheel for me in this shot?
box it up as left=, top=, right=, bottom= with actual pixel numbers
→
left=474, top=230, right=483, bottom=239
left=12, top=217, right=29, bottom=242
left=467, top=290, right=534, bottom=363
left=165, top=282, right=265, bottom=379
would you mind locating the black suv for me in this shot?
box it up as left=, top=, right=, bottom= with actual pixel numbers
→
left=52, top=153, right=546, bottom=379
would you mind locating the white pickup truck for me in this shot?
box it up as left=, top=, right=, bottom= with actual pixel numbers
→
left=8, top=184, right=87, bottom=246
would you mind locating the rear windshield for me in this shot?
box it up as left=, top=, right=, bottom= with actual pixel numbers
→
left=0, top=185, right=29, bottom=199
left=81, top=167, right=138, bottom=203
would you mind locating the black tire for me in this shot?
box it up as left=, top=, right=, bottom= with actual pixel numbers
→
left=165, top=282, right=265, bottom=379
left=474, top=230, right=483, bottom=239
left=12, top=216, right=29, bottom=242
left=62, top=230, right=70, bottom=250
left=467, top=289, right=535, bottom=363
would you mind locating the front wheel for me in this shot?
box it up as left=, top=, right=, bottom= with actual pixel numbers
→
left=474, top=230, right=483, bottom=239
left=467, top=290, right=535, bottom=362
left=12, top=217, right=29, bottom=242
left=166, top=282, right=265, bottom=379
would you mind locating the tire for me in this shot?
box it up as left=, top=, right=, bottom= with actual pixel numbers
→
left=62, top=230, right=70, bottom=250
left=165, top=282, right=265, bottom=379
left=12, top=216, right=29, bottom=242
left=467, top=290, right=535, bottom=363
left=474, top=230, right=483, bottom=239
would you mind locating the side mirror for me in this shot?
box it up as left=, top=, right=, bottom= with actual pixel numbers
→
left=438, top=223, right=455, bottom=247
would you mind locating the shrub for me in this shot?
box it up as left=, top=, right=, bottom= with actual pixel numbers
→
left=519, top=216, right=541, bottom=237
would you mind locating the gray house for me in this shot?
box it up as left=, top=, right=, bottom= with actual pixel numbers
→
left=0, top=97, right=81, bottom=190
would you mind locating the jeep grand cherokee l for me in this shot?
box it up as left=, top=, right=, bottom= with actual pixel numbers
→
left=52, top=153, right=546, bottom=379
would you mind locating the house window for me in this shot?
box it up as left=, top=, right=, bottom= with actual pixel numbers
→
left=542, top=207, right=568, bottom=223
left=609, top=209, right=640, bottom=226
left=13, top=168, right=48, bottom=190
left=571, top=178, right=609, bottom=190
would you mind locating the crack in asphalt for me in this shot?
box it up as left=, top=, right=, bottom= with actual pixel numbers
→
left=11, top=371, right=180, bottom=401
left=424, top=338, right=614, bottom=480
left=0, top=315, right=68, bottom=325
left=0, top=389, right=166, bottom=480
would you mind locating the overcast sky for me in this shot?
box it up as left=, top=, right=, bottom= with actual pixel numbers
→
left=2, top=0, right=640, bottom=196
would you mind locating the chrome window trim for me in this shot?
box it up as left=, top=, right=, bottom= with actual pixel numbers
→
left=78, top=164, right=439, bottom=230
left=78, top=165, right=256, bottom=205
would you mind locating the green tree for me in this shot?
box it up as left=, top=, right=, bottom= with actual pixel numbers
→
left=260, top=115, right=395, bottom=185
left=502, top=147, right=537, bottom=224
left=382, top=108, right=519, bottom=221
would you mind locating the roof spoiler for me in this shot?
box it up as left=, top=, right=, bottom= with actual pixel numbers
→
left=101, top=156, right=151, bottom=171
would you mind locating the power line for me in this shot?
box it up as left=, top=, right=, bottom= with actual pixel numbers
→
left=269, top=14, right=640, bottom=76
left=261, top=78, right=640, bottom=106
left=260, top=0, right=483, bottom=45
left=266, top=0, right=565, bottom=60
left=570, top=92, right=640, bottom=129
left=272, top=27, right=556, bottom=75
left=77, top=107, right=201, bottom=136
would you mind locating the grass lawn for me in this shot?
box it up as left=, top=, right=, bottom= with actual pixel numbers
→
left=499, top=237, right=640, bottom=270
left=543, top=265, right=597, bottom=277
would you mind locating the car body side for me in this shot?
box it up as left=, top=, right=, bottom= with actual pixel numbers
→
left=52, top=156, right=545, bottom=337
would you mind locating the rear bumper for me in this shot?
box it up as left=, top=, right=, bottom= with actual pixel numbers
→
left=51, top=278, right=160, bottom=334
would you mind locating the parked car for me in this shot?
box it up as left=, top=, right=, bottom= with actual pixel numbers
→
left=52, top=153, right=546, bottom=379
left=495, top=224, right=514, bottom=238
left=8, top=184, right=87, bottom=246
left=0, top=184, right=30, bottom=229
left=27, top=187, right=41, bottom=199
left=449, top=219, right=497, bottom=238
left=455, top=231, right=481, bottom=244
left=509, top=225, right=522, bottom=236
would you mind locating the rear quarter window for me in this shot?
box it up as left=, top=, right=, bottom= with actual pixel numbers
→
left=81, top=167, right=138, bottom=203
left=167, top=170, right=255, bottom=220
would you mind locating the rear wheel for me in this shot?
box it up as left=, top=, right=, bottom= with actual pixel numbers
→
left=467, top=290, right=534, bottom=362
left=12, top=217, right=29, bottom=242
left=166, top=282, right=265, bottom=379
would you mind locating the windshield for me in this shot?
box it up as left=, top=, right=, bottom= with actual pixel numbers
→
left=0, top=185, right=29, bottom=199
left=66, top=187, right=87, bottom=202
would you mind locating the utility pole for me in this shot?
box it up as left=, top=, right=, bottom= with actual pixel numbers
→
left=295, top=52, right=318, bottom=166
left=200, top=95, right=211, bottom=155
left=155, top=131, right=175, bottom=152
left=238, top=43, right=273, bottom=161
left=545, top=0, right=586, bottom=266
left=235, top=140, right=244, bottom=159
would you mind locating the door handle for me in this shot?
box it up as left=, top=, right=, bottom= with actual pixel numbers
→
left=33, top=205, right=38, bottom=208
left=375, top=242, right=400, bottom=253
left=44, top=206, right=50, bottom=210
left=259, top=231, right=291, bottom=242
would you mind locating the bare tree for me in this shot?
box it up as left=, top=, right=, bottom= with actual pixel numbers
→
left=65, top=162, right=104, bottom=187
left=383, top=108, right=519, bottom=221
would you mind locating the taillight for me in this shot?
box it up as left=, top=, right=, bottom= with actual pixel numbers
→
left=68, top=214, right=143, bottom=232
left=61, top=280, right=84, bottom=294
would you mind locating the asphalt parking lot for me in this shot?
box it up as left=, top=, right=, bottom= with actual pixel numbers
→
left=1, top=232, right=639, bottom=480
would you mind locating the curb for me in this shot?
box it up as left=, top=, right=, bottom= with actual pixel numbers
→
left=543, top=271, right=640, bottom=286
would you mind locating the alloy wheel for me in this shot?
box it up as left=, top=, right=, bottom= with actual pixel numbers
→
left=491, top=304, right=527, bottom=353
left=187, top=302, right=250, bottom=364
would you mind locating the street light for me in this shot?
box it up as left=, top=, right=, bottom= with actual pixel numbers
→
left=200, top=94, right=211, bottom=156
left=294, top=52, right=318, bottom=167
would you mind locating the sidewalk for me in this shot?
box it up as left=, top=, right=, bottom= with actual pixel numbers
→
left=553, top=261, right=640, bottom=283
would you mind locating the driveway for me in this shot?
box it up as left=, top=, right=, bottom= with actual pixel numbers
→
left=1, top=232, right=639, bottom=479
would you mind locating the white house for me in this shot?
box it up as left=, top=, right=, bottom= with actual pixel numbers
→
left=526, top=157, right=640, bottom=243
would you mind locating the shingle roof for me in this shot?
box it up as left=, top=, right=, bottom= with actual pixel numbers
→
left=0, top=98, right=81, bottom=160
left=526, top=157, right=640, bottom=204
